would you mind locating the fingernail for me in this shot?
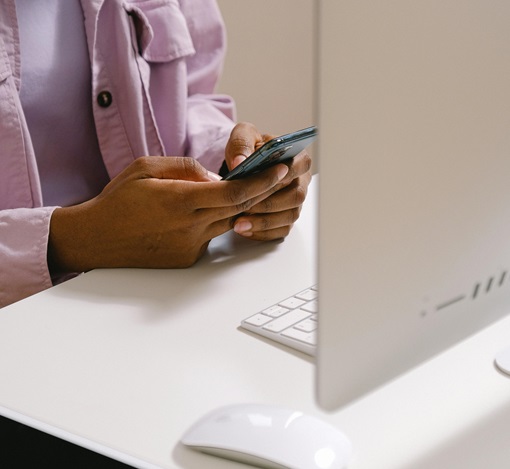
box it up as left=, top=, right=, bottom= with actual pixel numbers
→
left=277, top=165, right=289, bottom=181
left=233, top=155, right=246, bottom=168
left=207, top=171, right=222, bottom=181
left=234, top=221, right=253, bottom=234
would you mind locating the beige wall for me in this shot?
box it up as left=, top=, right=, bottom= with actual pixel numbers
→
left=216, top=0, right=317, bottom=141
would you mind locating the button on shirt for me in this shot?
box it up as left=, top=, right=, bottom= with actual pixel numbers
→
left=97, top=91, right=113, bottom=108
left=0, top=0, right=236, bottom=308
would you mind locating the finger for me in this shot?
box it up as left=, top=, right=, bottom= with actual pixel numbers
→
left=201, top=167, right=310, bottom=221
left=225, top=122, right=262, bottom=170
left=243, top=178, right=309, bottom=215
left=230, top=132, right=276, bottom=169
left=204, top=216, right=241, bottom=240
left=237, top=224, right=294, bottom=242
left=127, top=156, right=219, bottom=182
left=279, top=151, right=313, bottom=185
left=260, top=133, right=276, bottom=144
left=190, top=179, right=288, bottom=225
left=233, top=207, right=301, bottom=237
left=181, top=163, right=290, bottom=210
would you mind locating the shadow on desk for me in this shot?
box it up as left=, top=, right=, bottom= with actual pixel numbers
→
left=0, top=416, right=134, bottom=469
left=46, top=232, right=283, bottom=322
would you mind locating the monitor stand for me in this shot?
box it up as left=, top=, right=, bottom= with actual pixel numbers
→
left=495, top=347, right=510, bottom=376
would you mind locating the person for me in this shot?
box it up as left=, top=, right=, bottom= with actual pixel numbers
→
left=0, top=0, right=312, bottom=308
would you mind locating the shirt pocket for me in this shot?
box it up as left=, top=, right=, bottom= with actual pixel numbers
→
left=123, top=0, right=196, bottom=63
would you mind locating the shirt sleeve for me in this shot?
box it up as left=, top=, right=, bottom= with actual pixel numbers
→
left=0, top=207, right=56, bottom=308
left=183, top=0, right=237, bottom=173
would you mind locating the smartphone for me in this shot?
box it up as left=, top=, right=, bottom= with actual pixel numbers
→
left=222, top=126, right=317, bottom=181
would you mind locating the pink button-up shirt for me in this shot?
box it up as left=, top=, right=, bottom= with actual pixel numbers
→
left=0, top=0, right=236, bottom=307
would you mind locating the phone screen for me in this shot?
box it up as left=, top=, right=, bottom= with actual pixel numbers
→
left=222, top=126, right=317, bottom=180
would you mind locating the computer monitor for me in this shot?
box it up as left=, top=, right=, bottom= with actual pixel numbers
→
left=316, top=0, right=510, bottom=411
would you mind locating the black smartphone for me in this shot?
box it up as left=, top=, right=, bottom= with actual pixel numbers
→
left=222, top=126, right=317, bottom=181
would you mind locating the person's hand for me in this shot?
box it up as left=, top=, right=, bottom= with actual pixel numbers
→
left=225, top=122, right=313, bottom=241
left=48, top=156, right=289, bottom=274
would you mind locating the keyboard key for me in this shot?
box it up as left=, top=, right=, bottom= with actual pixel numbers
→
left=263, top=309, right=311, bottom=333
left=244, top=313, right=273, bottom=327
left=294, top=319, right=317, bottom=332
left=262, top=305, right=290, bottom=318
left=279, top=297, right=306, bottom=309
left=240, top=284, right=319, bottom=356
left=302, top=300, right=318, bottom=314
left=296, top=289, right=318, bottom=301
left=282, top=328, right=317, bottom=345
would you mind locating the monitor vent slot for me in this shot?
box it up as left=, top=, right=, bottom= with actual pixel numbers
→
left=471, top=270, right=507, bottom=302
left=485, top=277, right=494, bottom=293
left=499, top=271, right=508, bottom=287
left=436, top=295, right=465, bottom=311
left=432, top=269, right=508, bottom=315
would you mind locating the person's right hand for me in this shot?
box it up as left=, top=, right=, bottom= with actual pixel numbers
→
left=48, top=156, right=289, bottom=274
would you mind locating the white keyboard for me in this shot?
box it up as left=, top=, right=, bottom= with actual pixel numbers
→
left=240, top=285, right=318, bottom=356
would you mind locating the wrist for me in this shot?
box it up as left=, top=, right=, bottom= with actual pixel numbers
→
left=47, top=204, right=90, bottom=275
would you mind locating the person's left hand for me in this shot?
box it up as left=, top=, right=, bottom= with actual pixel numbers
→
left=224, top=122, right=313, bottom=241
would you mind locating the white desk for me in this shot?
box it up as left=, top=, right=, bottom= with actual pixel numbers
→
left=2, top=176, right=510, bottom=469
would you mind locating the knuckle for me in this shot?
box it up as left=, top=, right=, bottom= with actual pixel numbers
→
left=302, top=151, right=313, bottom=172
left=234, top=198, right=255, bottom=213
left=281, top=225, right=292, bottom=237
left=259, top=216, right=271, bottom=231
left=136, top=155, right=152, bottom=166
left=132, top=155, right=153, bottom=173
left=288, top=151, right=312, bottom=179
left=289, top=207, right=301, bottom=224
left=228, top=136, right=253, bottom=154
left=259, top=196, right=274, bottom=213
left=235, top=121, right=257, bottom=132
left=224, top=182, right=250, bottom=206
left=180, top=157, right=202, bottom=177
left=293, top=184, right=307, bottom=206
left=228, top=123, right=258, bottom=153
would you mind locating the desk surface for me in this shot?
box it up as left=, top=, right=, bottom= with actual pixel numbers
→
left=2, top=176, right=510, bottom=469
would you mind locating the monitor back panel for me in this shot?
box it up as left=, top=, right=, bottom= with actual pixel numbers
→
left=317, top=0, right=510, bottom=410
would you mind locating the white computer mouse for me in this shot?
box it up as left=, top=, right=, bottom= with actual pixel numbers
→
left=180, top=403, right=352, bottom=469
left=495, top=346, right=510, bottom=376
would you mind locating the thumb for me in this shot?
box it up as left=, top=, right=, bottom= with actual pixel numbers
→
left=158, top=157, right=221, bottom=182
left=126, top=156, right=219, bottom=183
left=225, top=122, right=262, bottom=169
